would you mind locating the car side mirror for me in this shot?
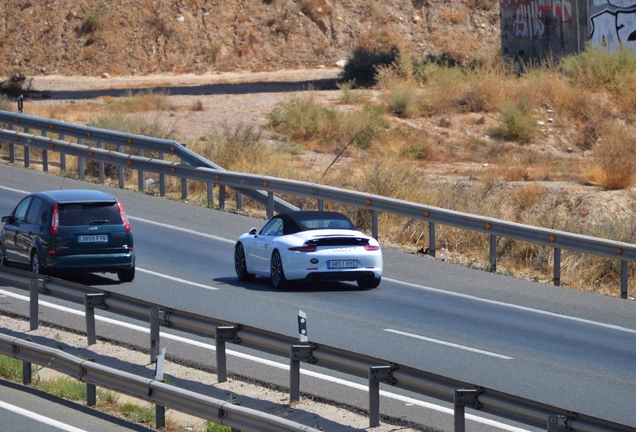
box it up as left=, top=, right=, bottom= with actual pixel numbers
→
left=249, top=227, right=257, bottom=236
left=1, top=215, right=10, bottom=224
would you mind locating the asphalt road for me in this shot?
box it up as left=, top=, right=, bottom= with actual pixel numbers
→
left=1, top=163, right=636, bottom=431
left=0, top=377, right=153, bottom=432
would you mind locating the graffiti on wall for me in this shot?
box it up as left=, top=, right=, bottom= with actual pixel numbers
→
left=590, top=1, right=636, bottom=51
left=501, top=0, right=573, bottom=40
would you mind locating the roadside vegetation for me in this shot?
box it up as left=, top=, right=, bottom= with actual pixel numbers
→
left=0, top=354, right=233, bottom=431
left=2, top=44, right=636, bottom=298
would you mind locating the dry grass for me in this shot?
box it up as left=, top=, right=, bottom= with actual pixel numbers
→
left=439, top=9, right=466, bottom=24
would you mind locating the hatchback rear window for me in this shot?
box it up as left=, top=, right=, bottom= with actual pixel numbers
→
left=58, top=203, right=122, bottom=227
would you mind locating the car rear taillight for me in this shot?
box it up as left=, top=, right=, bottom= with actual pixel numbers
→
left=364, top=244, right=380, bottom=251
left=117, top=202, right=131, bottom=233
left=289, top=245, right=317, bottom=252
left=50, top=203, right=59, bottom=235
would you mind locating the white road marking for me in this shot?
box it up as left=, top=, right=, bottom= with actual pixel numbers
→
left=0, top=289, right=529, bottom=432
left=384, top=328, right=514, bottom=359
left=136, top=267, right=219, bottom=291
left=0, top=400, right=88, bottom=432
left=3, top=184, right=633, bottom=335
left=0, top=185, right=30, bottom=195
left=128, top=216, right=235, bottom=244
left=384, top=277, right=636, bottom=335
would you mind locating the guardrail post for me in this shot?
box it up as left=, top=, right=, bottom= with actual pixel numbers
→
left=8, top=123, right=15, bottom=163
left=29, top=279, right=39, bottom=330
left=216, top=325, right=240, bottom=383
left=207, top=183, right=214, bottom=208
left=85, top=293, right=106, bottom=345
left=118, top=144, right=125, bottom=189
left=78, top=137, right=85, bottom=179
left=428, top=222, right=436, bottom=257
left=368, top=365, right=394, bottom=427
left=138, top=149, right=145, bottom=192
left=59, top=134, right=66, bottom=171
left=621, top=260, right=628, bottom=299
left=489, top=234, right=497, bottom=272
left=159, top=151, right=166, bottom=196
left=236, top=191, right=243, bottom=211
left=23, top=126, right=30, bottom=168
left=150, top=307, right=160, bottom=363
left=86, top=358, right=96, bottom=406
left=40, top=129, right=48, bottom=171
left=547, top=414, right=560, bottom=431
left=553, top=248, right=561, bottom=286
left=22, top=337, right=32, bottom=385
left=267, top=191, right=274, bottom=219
left=97, top=141, right=105, bottom=183
left=219, top=185, right=226, bottom=209
left=9, top=141, right=15, bottom=162
left=372, top=210, right=378, bottom=240
left=454, top=389, right=479, bottom=432
left=155, top=348, right=166, bottom=429
left=290, top=344, right=314, bottom=402
left=317, top=199, right=324, bottom=211
left=180, top=154, right=188, bottom=200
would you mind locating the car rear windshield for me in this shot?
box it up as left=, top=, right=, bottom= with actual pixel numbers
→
left=299, top=218, right=355, bottom=230
left=58, top=202, right=122, bottom=227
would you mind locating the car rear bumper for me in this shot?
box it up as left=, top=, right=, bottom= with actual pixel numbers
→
left=44, top=252, right=135, bottom=273
left=301, top=270, right=380, bottom=282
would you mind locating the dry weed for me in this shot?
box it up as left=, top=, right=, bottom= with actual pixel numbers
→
left=590, top=126, right=636, bottom=190
left=439, top=9, right=466, bottom=24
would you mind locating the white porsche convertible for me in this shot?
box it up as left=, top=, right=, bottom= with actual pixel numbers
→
left=234, top=211, right=383, bottom=289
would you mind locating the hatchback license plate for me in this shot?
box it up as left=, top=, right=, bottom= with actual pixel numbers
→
left=78, top=235, right=108, bottom=243
left=328, top=260, right=357, bottom=269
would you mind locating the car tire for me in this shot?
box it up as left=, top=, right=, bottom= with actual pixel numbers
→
left=235, top=243, right=255, bottom=281
left=31, top=251, right=45, bottom=275
left=357, top=277, right=381, bottom=289
left=0, top=243, right=7, bottom=267
left=270, top=250, right=287, bottom=289
left=117, top=267, right=135, bottom=283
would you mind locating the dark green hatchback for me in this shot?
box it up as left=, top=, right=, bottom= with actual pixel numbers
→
left=0, top=190, right=135, bottom=282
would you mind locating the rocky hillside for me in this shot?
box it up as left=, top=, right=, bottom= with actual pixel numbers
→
left=0, top=0, right=500, bottom=77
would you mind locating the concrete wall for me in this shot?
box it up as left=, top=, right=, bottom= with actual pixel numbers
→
left=500, top=0, right=589, bottom=57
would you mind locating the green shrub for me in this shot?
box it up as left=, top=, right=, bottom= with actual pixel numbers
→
left=0, top=355, right=35, bottom=381
left=35, top=376, right=87, bottom=400
left=489, top=96, right=538, bottom=143
left=341, top=46, right=400, bottom=87
left=81, top=7, right=104, bottom=34
left=387, top=84, right=420, bottom=118
left=561, top=43, right=636, bottom=95
left=120, top=402, right=155, bottom=423
left=268, top=96, right=340, bottom=141
left=401, top=143, right=430, bottom=160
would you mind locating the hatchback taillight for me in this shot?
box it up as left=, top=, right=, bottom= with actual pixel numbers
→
left=364, top=244, right=380, bottom=251
left=117, top=202, right=131, bottom=233
left=50, top=203, right=59, bottom=235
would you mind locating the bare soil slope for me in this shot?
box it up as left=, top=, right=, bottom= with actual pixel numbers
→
left=0, top=0, right=499, bottom=77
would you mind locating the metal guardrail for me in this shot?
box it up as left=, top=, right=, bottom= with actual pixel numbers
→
left=1, top=120, right=636, bottom=298
left=0, top=266, right=632, bottom=432
left=0, top=110, right=298, bottom=213
left=0, top=330, right=320, bottom=432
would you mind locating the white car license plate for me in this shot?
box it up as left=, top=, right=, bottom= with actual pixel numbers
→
left=328, top=260, right=358, bottom=269
left=78, top=235, right=108, bottom=243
